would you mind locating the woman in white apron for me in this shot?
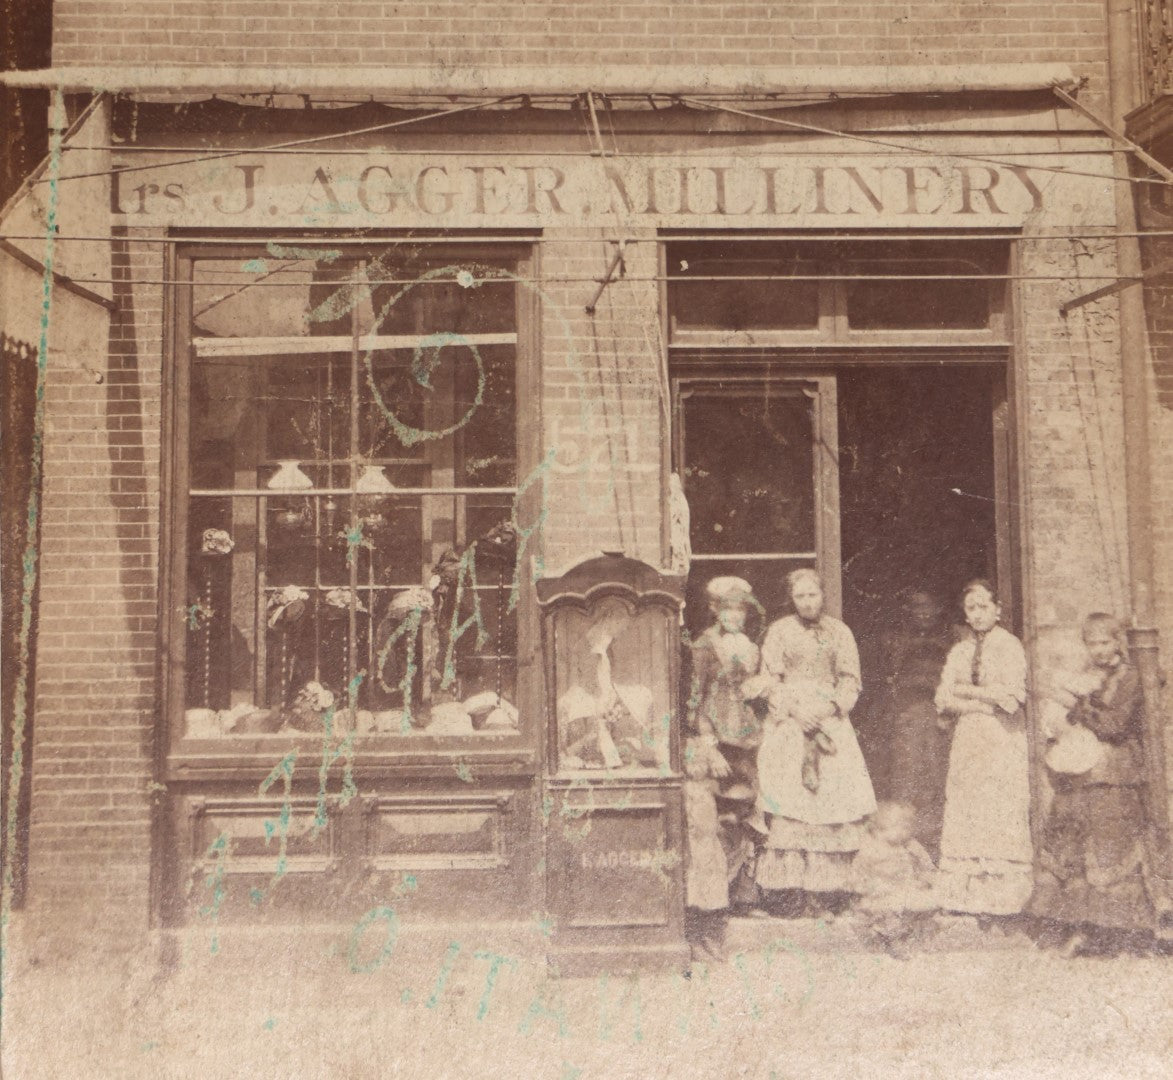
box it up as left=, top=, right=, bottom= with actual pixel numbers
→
left=752, top=569, right=877, bottom=914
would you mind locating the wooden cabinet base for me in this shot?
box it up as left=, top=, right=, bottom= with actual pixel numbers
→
left=544, top=778, right=688, bottom=976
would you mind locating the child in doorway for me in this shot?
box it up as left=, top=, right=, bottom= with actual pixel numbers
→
left=853, top=801, right=939, bottom=957
left=684, top=728, right=733, bottom=961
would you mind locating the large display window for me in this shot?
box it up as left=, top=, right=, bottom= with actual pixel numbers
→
left=165, top=242, right=537, bottom=761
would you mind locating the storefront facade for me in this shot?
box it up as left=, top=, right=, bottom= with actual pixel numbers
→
left=4, top=68, right=1168, bottom=950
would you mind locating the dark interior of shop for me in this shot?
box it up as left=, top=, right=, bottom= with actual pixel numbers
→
left=838, top=364, right=1000, bottom=799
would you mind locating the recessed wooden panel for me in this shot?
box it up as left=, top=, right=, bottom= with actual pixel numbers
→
left=189, top=797, right=338, bottom=875
left=546, top=784, right=685, bottom=934
left=365, top=792, right=512, bottom=870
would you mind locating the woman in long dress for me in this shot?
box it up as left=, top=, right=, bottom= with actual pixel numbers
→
left=934, top=579, right=1032, bottom=915
left=752, top=569, right=877, bottom=913
left=1027, top=613, right=1156, bottom=955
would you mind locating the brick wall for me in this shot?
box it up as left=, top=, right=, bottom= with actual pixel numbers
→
left=539, top=234, right=665, bottom=575
left=27, top=232, right=163, bottom=930
left=1018, top=235, right=1131, bottom=633
left=50, top=0, right=1107, bottom=94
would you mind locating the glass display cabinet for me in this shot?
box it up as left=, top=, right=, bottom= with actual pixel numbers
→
left=537, top=553, right=688, bottom=975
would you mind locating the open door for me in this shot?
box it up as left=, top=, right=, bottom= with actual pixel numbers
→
left=672, top=374, right=840, bottom=638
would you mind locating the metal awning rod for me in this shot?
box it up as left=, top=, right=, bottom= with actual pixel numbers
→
left=1051, top=85, right=1173, bottom=184
left=584, top=241, right=626, bottom=314
left=1059, top=258, right=1173, bottom=314
left=0, top=64, right=1079, bottom=97
left=0, top=237, right=117, bottom=311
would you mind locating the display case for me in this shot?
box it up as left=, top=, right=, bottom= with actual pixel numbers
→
left=537, top=554, right=688, bottom=975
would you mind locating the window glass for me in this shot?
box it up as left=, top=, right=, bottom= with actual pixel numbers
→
left=843, top=241, right=1003, bottom=330
left=182, top=252, right=521, bottom=743
left=681, top=387, right=815, bottom=556
left=668, top=243, right=820, bottom=331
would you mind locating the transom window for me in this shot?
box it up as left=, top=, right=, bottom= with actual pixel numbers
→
left=667, top=237, right=1009, bottom=344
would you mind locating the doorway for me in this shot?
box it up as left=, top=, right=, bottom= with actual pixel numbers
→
left=673, top=361, right=1013, bottom=810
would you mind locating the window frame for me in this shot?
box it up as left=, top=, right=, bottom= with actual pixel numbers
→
left=160, top=239, right=542, bottom=778
left=665, top=234, right=1012, bottom=351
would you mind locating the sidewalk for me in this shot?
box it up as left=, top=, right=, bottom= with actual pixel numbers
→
left=3, top=911, right=1170, bottom=1080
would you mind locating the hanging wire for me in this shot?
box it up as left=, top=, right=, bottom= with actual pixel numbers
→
left=15, top=88, right=1173, bottom=192
left=27, top=95, right=525, bottom=185
left=71, top=143, right=1137, bottom=157
left=676, top=95, right=1173, bottom=189
left=1059, top=238, right=1129, bottom=611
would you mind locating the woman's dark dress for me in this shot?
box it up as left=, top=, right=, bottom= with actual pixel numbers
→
left=1028, top=662, right=1156, bottom=931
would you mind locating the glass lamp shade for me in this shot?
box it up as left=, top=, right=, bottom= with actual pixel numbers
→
left=355, top=464, right=394, bottom=493
left=268, top=460, right=314, bottom=491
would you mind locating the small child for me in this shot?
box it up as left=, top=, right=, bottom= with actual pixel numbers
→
left=1038, top=650, right=1108, bottom=777
left=684, top=732, right=732, bottom=961
left=687, top=576, right=764, bottom=911
left=688, top=577, right=762, bottom=783
left=853, top=801, right=939, bottom=957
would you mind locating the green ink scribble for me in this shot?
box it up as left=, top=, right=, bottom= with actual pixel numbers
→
left=532, top=913, right=555, bottom=939
left=347, top=905, right=399, bottom=974
left=340, top=519, right=370, bottom=568
left=426, top=941, right=462, bottom=1009
left=558, top=784, right=596, bottom=841
left=400, top=987, right=413, bottom=1003
left=540, top=793, right=554, bottom=823
left=140, top=1041, right=158, bottom=1053
left=197, top=831, right=231, bottom=955
left=375, top=602, right=423, bottom=733
left=261, top=1017, right=276, bottom=1031
left=646, top=843, right=682, bottom=886
left=474, top=951, right=518, bottom=1021
left=293, top=261, right=581, bottom=629
left=454, top=761, right=473, bottom=784
left=368, top=324, right=486, bottom=447
left=507, top=450, right=554, bottom=613
left=440, top=545, right=488, bottom=690
left=187, top=598, right=214, bottom=630
left=240, top=258, right=267, bottom=274
left=518, top=984, right=571, bottom=1038
left=256, top=749, right=298, bottom=896
left=266, top=241, right=342, bottom=263
left=313, top=682, right=359, bottom=832
left=560, top=1064, right=584, bottom=1080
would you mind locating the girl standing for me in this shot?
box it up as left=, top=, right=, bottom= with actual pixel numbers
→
left=934, top=579, right=1032, bottom=915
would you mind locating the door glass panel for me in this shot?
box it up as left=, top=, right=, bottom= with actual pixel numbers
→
left=678, top=383, right=819, bottom=637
